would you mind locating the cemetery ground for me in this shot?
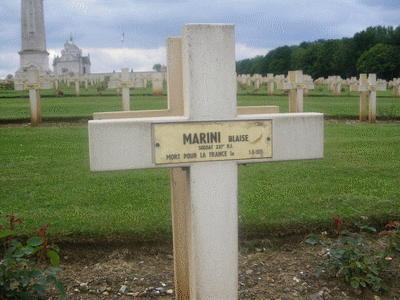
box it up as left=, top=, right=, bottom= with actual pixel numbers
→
left=1, top=83, right=400, bottom=299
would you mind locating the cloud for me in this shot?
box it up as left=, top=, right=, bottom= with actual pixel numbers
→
left=2, top=0, right=400, bottom=79
left=1, top=42, right=271, bottom=78
left=78, top=47, right=167, bottom=73
left=235, top=44, right=270, bottom=61
left=0, top=52, right=19, bottom=77
left=361, top=0, right=400, bottom=9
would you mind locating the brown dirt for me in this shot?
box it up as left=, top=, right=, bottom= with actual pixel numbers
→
left=43, top=236, right=400, bottom=300
left=0, top=120, right=89, bottom=128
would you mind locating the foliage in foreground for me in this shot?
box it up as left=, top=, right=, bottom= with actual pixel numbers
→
left=312, top=214, right=400, bottom=293
left=0, top=213, right=65, bottom=299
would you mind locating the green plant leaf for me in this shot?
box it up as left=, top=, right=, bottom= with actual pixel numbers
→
left=10, top=239, right=19, bottom=247
left=0, top=229, right=12, bottom=239
left=315, top=267, right=323, bottom=278
left=29, top=269, right=42, bottom=278
left=32, top=245, right=44, bottom=255
left=340, top=237, right=353, bottom=244
left=43, top=274, right=56, bottom=285
left=32, top=283, right=46, bottom=296
left=27, top=237, right=43, bottom=247
left=46, top=267, right=62, bottom=274
left=351, top=279, right=360, bottom=289
left=20, top=275, right=31, bottom=287
left=47, top=251, right=60, bottom=267
left=55, top=280, right=67, bottom=298
left=51, top=245, right=60, bottom=252
left=305, top=237, right=317, bottom=245
left=12, top=248, right=25, bottom=258
left=21, top=246, right=34, bottom=255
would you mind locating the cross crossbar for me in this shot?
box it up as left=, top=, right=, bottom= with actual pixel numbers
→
left=89, top=112, right=323, bottom=171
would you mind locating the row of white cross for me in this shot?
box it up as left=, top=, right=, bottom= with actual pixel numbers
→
left=108, top=69, right=164, bottom=111
left=13, top=69, right=392, bottom=127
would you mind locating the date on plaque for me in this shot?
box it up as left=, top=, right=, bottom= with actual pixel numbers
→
left=152, top=120, right=272, bottom=164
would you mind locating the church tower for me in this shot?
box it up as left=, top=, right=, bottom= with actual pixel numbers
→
left=17, top=0, right=52, bottom=76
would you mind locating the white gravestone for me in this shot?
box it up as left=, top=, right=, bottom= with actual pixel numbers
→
left=74, top=77, right=80, bottom=97
left=303, top=74, right=314, bottom=97
left=88, top=24, right=324, bottom=299
left=391, top=78, right=399, bottom=98
left=266, top=73, right=275, bottom=96
left=283, top=70, right=314, bottom=113
left=349, top=77, right=358, bottom=92
left=108, top=69, right=135, bottom=111
left=358, top=73, right=387, bottom=123
left=152, top=72, right=164, bottom=95
left=14, top=69, right=53, bottom=126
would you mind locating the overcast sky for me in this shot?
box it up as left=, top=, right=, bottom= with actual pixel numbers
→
left=1, top=0, right=399, bottom=78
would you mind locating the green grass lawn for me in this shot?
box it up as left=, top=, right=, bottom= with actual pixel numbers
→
left=237, top=84, right=400, bottom=117
left=0, top=95, right=169, bottom=120
left=2, top=84, right=399, bottom=120
left=1, top=82, right=400, bottom=242
left=1, top=123, right=399, bottom=242
left=0, top=82, right=168, bottom=120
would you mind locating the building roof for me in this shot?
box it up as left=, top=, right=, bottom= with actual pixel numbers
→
left=53, top=37, right=90, bottom=66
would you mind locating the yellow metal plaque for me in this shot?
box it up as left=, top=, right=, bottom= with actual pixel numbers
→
left=153, top=120, right=272, bottom=164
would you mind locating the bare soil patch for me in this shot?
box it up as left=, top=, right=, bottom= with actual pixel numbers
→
left=42, top=237, right=400, bottom=300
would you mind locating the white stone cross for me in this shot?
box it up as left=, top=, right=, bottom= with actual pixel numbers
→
left=108, top=68, right=135, bottom=111
left=70, top=76, right=83, bottom=97
left=282, top=70, right=314, bottom=113
left=391, top=78, right=400, bottom=98
left=330, top=75, right=342, bottom=97
left=349, top=77, right=358, bottom=92
left=83, top=75, right=89, bottom=90
left=151, top=72, right=164, bottom=95
left=251, top=74, right=262, bottom=91
left=14, top=69, right=53, bottom=126
left=303, top=74, right=314, bottom=97
left=88, top=24, right=324, bottom=299
left=275, top=74, right=286, bottom=91
left=236, top=74, right=247, bottom=87
left=266, top=73, right=275, bottom=96
left=358, top=73, right=387, bottom=123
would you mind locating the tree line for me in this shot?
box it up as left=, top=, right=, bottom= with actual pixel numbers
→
left=236, top=25, right=400, bottom=81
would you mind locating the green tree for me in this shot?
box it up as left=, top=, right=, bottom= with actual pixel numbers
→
left=316, top=40, right=340, bottom=77
left=152, top=64, right=162, bottom=72
left=236, top=58, right=254, bottom=75
left=235, top=24, right=400, bottom=79
left=290, top=46, right=306, bottom=71
left=301, top=43, right=322, bottom=78
left=332, top=38, right=355, bottom=78
left=261, top=45, right=292, bottom=75
left=249, top=55, right=264, bottom=75
left=356, top=43, right=400, bottom=80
